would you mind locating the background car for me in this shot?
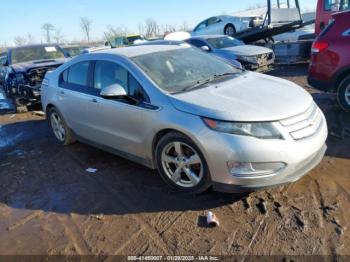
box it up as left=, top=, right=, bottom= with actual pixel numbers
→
left=111, top=34, right=147, bottom=47
left=308, top=10, right=350, bottom=113
left=186, top=35, right=275, bottom=72
left=61, top=45, right=91, bottom=57
left=2, top=44, right=69, bottom=103
left=41, top=44, right=327, bottom=194
left=191, top=15, right=248, bottom=37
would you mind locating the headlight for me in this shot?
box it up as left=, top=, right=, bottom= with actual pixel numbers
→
left=203, top=118, right=282, bottom=139
left=237, top=55, right=257, bottom=64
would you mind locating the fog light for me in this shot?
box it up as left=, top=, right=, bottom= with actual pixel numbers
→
left=227, top=161, right=286, bottom=177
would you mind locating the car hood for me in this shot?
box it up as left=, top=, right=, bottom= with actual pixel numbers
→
left=11, top=58, right=68, bottom=73
left=218, top=45, right=272, bottom=56
left=169, top=72, right=313, bottom=122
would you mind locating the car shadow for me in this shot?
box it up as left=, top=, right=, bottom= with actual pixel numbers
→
left=313, top=92, right=350, bottom=159
left=0, top=119, right=246, bottom=216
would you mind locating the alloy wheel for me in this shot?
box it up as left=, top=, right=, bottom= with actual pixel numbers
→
left=161, top=141, right=203, bottom=188
left=50, top=112, right=66, bottom=142
left=345, top=84, right=350, bottom=106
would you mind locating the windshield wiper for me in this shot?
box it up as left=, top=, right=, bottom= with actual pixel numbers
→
left=172, top=72, right=237, bottom=94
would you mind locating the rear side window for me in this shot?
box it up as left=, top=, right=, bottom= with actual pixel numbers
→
left=67, top=61, right=89, bottom=86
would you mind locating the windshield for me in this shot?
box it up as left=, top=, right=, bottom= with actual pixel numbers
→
left=11, top=46, right=65, bottom=64
left=63, top=46, right=88, bottom=57
left=207, top=37, right=244, bottom=49
left=132, top=47, right=241, bottom=93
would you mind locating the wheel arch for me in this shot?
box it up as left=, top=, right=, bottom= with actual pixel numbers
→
left=151, top=128, right=204, bottom=168
left=224, top=23, right=236, bottom=34
left=333, top=65, right=350, bottom=92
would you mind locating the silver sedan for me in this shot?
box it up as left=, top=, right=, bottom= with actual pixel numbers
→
left=41, top=44, right=328, bottom=194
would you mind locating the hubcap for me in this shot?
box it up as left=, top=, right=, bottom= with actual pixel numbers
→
left=345, top=85, right=350, bottom=106
left=50, top=112, right=65, bottom=142
left=161, top=141, right=203, bottom=188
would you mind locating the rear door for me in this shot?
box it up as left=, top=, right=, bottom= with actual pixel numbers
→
left=57, top=60, right=93, bottom=136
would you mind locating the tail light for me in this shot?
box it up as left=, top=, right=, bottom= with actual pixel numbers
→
left=311, top=41, right=329, bottom=54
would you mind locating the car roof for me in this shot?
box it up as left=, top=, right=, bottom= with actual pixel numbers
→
left=189, top=35, right=231, bottom=40
left=134, top=40, right=184, bottom=46
left=94, top=44, right=189, bottom=58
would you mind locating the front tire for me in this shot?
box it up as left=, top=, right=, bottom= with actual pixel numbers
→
left=224, top=24, right=236, bottom=36
left=337, top=75, right=350, bottom=113
left=47, top=107, right=75, bottom=145
left=155, top=132, right=211, bottom=194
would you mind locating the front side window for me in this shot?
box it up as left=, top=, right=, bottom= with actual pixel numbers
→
left=132, top=47, right=241, bottom=94
left=94, top=61, right=128, bottom=90
left=94, top=60, right=149, bottom=103
left=206, top=37, right=244, bottom=49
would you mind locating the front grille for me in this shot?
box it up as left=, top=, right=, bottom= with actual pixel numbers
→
left=280, top=102, right=323, bottom=140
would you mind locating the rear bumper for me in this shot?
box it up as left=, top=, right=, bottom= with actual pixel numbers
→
left=213, top=144, right=327, bottom=193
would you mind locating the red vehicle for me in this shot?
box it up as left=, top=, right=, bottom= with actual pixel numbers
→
left=315, top=0, right=350, bottom=35
left=308, top=10, right=350, bottom=113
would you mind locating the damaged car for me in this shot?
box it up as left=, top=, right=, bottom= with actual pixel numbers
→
left=186, top=35, right=275, bottom=72
left=2, top=44, right=69, bottom=104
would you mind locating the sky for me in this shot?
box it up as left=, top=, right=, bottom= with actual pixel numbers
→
left=0, top=0, right=317, bottom=46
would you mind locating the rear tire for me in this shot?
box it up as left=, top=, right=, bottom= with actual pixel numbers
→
left=47, top=107, right=75, bottom=146
left=155, top=132, right=211, bottom=194
left=224, top=24, right=236, bottom=36
left=337, top=75, right=350, bottom=113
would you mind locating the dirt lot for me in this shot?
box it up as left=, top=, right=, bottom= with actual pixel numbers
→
left=0, top=64, right=349, bottom=258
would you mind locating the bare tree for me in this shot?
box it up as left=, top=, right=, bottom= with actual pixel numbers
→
left=103, top=25, right=128, bottom=43
left=162, top=24, right=176, bottom=35
left=178, top=21, right=191, bottom=32
left=53, top=28, right=64, bottom=43
left=138, top=23, right=146, bottom=35
left=80, top=17, right=93, bottom=42
left=144, top=18, right=160, bottom=38
left=41, top=23, right=55, bottom=43
left=13, top=36, right=27, bottom=46
left=26, top=34, right=35, bottom=44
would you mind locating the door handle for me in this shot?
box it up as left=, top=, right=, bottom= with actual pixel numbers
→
left=91, top=98, right=98, bottom=103
left=60, top=90, right=65, bottom=95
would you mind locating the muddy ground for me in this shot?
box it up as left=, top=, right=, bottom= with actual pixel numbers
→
left=0, top=64, right=349, bottom=258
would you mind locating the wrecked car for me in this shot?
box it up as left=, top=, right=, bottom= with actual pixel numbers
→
left=2, top=44, right=69, bottom=104
left=186, top=35, right=275, bottom=72
left=42, top=44, right=327, bottom=194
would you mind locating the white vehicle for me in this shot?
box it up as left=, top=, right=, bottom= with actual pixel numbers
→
left=191, top=16, right=248, bottom=37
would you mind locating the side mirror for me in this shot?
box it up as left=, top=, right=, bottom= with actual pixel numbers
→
left=1, top=59, right=8, bottom=67
left=201, top=46, right=210, bottom=52
left=100, top=84, right=127, bottom=99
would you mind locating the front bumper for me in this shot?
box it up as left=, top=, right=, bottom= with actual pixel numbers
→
left=198, top=112, right=328, bottom=193
left=212, top=144, right=326, bottom=193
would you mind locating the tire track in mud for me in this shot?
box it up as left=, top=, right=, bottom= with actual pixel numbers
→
left=57, top=215, right=91, bottom=255
left=6, top=211, right=44, bottom=231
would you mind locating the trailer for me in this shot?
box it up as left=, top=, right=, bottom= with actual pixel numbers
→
left=234, top=0, right=307, bottom=44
